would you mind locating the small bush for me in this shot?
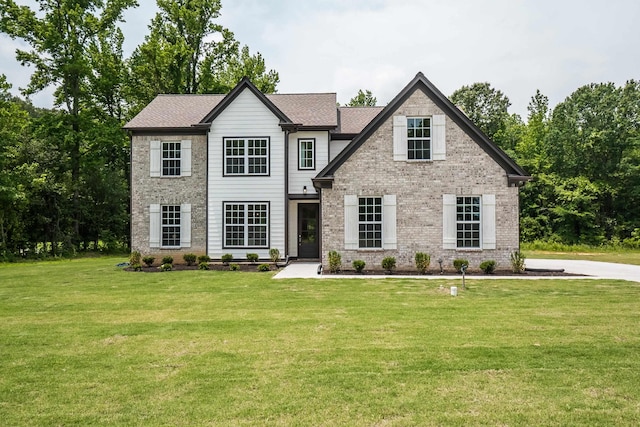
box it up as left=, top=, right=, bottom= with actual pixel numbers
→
left=160, top=263, right=172, bottom=272
left=246, top=253, right=259, bottom=263
left=161, top=256, right=173, bottom=265
left=453, top=258, right=469, bottom=273
left=229, top=263, right=239, bottom=271
left=479, top=260, right=496, bottom=274
left=197, top=254, right=211, bottom=264
left=198, top=262, right=209, bottom=270
left=510, top=250, right=526, bottom=273
left=414, top=252, right=430, bottom=274
left=142, top=256, right=155, bottom=267
left=132, top=263, right=142, bottom=272
left=381, top=256, right=396, bottom=273
left=221, top=253, right=233, bottom=265
left=129, top=251, right=141, bottom=265
left=328, top=250, right=341, bottom=273
left=257, top=263, right=271, bottom=272
left=352, top=259, right=366, bottom=273
left=269, top=248, right=280, bottom=263
left=183, top=253, right=197, bottom=266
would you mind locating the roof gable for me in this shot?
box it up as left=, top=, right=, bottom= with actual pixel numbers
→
left=315, top=72, right=530, bottom=186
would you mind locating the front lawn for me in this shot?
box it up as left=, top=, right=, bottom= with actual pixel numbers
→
left=1, top=258, right=639, bottom=425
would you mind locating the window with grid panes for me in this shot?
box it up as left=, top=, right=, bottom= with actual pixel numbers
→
left=407, top=117, right=431, bottom=160
left=298, top=139, right=314, bottom=169
left=224, top=138, right=269, bottom=175
left=358, top=197, right=382, bottom=248
left=161, top=205, right=181, bottom=247
left=162, top=142, right=181, bottom=176
left=456, top=196, right=480, bottom=248
left=224, top=202, right=268, bottom=247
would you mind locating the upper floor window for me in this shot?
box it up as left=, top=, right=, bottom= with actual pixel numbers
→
left=224, top=137, right=269, bottom=176
left=407, top=117, right=431, bottom=160
left=456, top=196, right=480, bottom=248
left=298, top=138, right=315, bottom=170
left=162, top=141, right=181, bottom=176
left=358, top=197, right=382, bottom=248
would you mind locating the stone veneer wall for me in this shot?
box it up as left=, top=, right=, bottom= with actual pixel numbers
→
left=130, top=134, right=207, bottom=262
left=321, top=89, right=520, bottom=271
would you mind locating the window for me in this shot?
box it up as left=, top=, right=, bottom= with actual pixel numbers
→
left=407, top=117, right=431, bottom=160
left=224, top=138, right=269, bottom=176
left=298, top=138, right=315, bottom=170
left=456, top=196, right=480, bottom=248
left=162, top=205, right=181, bottom=247
left=358, top=197, right=382, bottom=248
left=224, top=202, right=269, bottom=248
left=162, top=141, right=181, bottom=176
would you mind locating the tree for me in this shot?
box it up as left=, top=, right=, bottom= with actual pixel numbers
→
left=347, top=89, right=377, bottom=107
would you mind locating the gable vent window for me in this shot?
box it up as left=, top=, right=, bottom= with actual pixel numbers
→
left=224, top=137, right=269, bottom=176
left=407, top=117, right=431, bottom=160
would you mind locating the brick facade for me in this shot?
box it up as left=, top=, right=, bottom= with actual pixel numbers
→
left=320, top=89, right=520, bottom=271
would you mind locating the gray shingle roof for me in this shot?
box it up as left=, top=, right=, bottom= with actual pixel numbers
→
left=267, top=93, right=337, bottom=127
left=337, top=106, right=384, bottom=134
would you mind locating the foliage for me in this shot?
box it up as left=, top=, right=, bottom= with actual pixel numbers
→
left=479, top=260, right=497, bottom=274
left=246, top=253, right=259, bottom=263
left=183, top=253, right=197, bottom=266
left=129, top=251, right=142, bottom=266
left=131, top=263, right=142, bottom=272
left=381, top=256, right=396, bottom=273
left=453, top=258, right=469, bottom=273
left=269, top=248, right=280, bottom=263
left=328, top=250, right=341, bottom=273
left=510, top=250, right=526, bottom=273
left=414, top=252, right=431, bottom=274
left=197, top=254, right=211, bottom=264
left=347, top=89, right=377, bottom=107
left=160, top=263, right=172, bottom=272
left=229, top=263, right=239, bottom=271
left=161, top=256, right=173, bottom=265
left=221, top=253, right=233, bottom=265
left=352, top=259, right=366, bottom=273
left=198, top=261, right=209, bottom=270
left=142, top=256, right=155, bottom=267
left=257, top=263, right=271, bottom=272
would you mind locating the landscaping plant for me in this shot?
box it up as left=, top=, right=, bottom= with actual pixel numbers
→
left=415, top=252, right=431, bottom=274
left=328, top=250, right=341, bottom=273
left=381, top=256, right=396, bottom=273
left=352, top=259, right=366, bottom=273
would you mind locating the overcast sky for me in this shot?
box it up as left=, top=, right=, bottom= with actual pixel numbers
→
left=1, top=0, right=639, bottom=119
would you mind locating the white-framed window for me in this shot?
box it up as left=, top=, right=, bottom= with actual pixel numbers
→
left=150, top=140, right=191, bottom=177
left=162, top=205, right=181, bottom=247
left=456, top=196, right=481, bottom=248
left=358, top=197, right=382, bottom=248
left=407, top=117, right=431, bottom=160
left=298, top=138, right=315, bottom=170
left=223, top=202, right=269, bottom=248
left=224, top=137, right=269, bottom=176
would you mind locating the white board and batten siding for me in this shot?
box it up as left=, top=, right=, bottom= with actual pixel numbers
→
left=207, top=88, right=286, bottom=259
left=288, top=130, right=329, bottom=196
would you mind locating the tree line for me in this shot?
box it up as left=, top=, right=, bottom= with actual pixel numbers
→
left=1, top=1, right=638, bottom=259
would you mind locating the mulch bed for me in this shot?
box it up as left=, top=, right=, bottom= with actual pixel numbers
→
left=125, top=263, right=281, bottom=273
left=324, top=268, right=583, bottom=277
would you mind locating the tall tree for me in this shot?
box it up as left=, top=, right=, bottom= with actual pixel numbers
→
left=347, top=89, right=377, bottom=107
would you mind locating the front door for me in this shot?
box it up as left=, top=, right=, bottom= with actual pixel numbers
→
left=298, top=203, right=319, bottom=259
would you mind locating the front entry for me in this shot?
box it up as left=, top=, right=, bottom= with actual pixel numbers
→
left=297, top=203, right=319, bottom=259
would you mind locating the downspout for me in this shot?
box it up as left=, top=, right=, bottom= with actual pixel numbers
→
left=284, top=128, right=290, bottom=258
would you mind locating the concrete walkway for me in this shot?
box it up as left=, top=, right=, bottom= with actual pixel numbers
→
left=274, top=259, right=640, bottom=283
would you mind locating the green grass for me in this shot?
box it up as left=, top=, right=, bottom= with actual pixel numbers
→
left=1, top=257, right=640, bottom=425
left=522, top=242, right=640, bottom=265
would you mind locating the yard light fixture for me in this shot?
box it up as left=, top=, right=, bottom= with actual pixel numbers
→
left=437, top=257, right=443, bottom=274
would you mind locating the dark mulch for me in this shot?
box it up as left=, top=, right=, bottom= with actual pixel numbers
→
left=125, top=263, right=280, bottom=273
left=325, top=268, right=583, bottom=277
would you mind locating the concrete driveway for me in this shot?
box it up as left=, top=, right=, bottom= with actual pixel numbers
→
left=526, top=259, right=640, bottom=283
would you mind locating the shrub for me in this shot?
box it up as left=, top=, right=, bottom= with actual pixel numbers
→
left=198, top=262, right=209, bottom=270
left=129, top=251, right=141, bottom=266
left=257, top=263, right=271, bottom=272
left=479, top=260, right=497, bottom=274
left=161, top=256, right=173, bottom=265
left=352, top=259, right=366, bottom=273
left=142, top=256, right=155, bottom=267
left=132, top=263, right=142, bottom=272
left=328, top=250, right=341, bottom=273
left=269, top=248, right=280, bottom=263
left=246, top=253, right=259, bottom=263
left=160, top=263, right=172, bottom=272
left=229, top=263, right=239, bottom=271
left=453, top=258, right=469, bottom=273
left=381, top=256, right=396, bottom=273
left=183, top=253, right=197, bottom=266
left=414, top=252, right=430, bottom=274
left=510, top=250, right=526, bottom=273
left=197, top=254, right=211, bottom=264
left=221, top=253, right=233, bottom=265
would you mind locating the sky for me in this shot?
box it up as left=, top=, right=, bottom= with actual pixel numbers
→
left=1, top=0, right=639, bottom=119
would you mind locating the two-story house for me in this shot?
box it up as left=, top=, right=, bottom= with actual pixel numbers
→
left=124, top=72, right=530, bottom=269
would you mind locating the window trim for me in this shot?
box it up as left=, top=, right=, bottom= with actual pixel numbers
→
left=222, top=201, right=270, bottom=249
left=358, top=196, right=383, bottom=249
left=297, top=138, right=316, bottom=170
left=222, top=137, right=270, bottom=177
left=161, top=141, right=181, bottom=177
left=161, top=204, right=181, bottom=248
left=407, top=116, right=432, bottom=161
left=456, top=196, right=481, bottom=249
